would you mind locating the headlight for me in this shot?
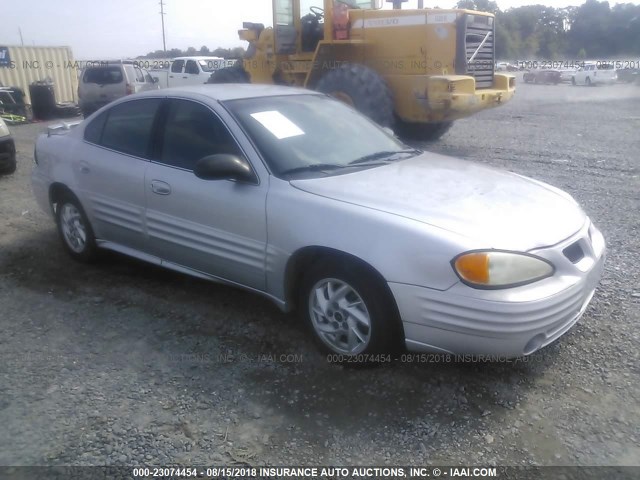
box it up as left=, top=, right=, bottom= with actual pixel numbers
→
left=0, top=118, right=10, bottom=138
left=452, top=251, right=554, bottom=289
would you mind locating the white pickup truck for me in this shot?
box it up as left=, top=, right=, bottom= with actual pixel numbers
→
left=149, top=56, right=234, bottom=88
left=572, top=62, right=618, bottom=86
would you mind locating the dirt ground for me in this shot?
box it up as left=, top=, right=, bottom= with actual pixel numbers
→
left=0, top=79, right=639, bottom=468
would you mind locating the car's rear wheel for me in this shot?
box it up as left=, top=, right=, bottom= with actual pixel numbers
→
left=299, top=259, right=400, bottom=360
left=1, top=157, right=16, bottom=175
left=55, top=194, right=98, bottom=262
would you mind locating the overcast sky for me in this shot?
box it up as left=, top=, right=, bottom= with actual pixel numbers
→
left=2, top=0, right=638, bottom=59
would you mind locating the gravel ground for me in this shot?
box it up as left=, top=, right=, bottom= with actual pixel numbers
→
left=0, top=79, right=639, bottom=468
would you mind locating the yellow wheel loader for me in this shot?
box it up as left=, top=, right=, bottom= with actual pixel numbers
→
left=209, top=0, right=515, bottom=141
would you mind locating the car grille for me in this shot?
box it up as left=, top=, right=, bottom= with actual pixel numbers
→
left=464, top=14, right=495, bottom=89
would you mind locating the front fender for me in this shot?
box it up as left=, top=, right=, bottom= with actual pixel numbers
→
left=265, top=178, right=472, bottom=302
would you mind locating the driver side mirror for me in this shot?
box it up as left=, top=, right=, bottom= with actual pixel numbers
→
left=194, top=154, right=256, bottom=183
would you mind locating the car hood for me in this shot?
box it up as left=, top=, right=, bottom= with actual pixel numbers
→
left=290, top=153, right=586, bottom=251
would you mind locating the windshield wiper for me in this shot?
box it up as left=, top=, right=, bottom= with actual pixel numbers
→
left=280, top=163, right=346, bottom=176
left=349, top=149, right=421, bottom=166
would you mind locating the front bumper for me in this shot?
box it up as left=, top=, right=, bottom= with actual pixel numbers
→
left=390, top=220, right=605, bottom=358
left=0, top=136, right=16, bottom=171
left=390, top=73, right=516, bottom=123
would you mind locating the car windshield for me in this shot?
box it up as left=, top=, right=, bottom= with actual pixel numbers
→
left=224, top=94, right=418, bottom=178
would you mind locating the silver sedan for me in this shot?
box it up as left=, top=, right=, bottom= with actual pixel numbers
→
left=32, top=85, right=605, bottom=359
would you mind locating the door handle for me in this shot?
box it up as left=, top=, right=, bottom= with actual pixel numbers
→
left=151, top=180, right=171, bottom=195
left=182, top=76, right=188, bottom=79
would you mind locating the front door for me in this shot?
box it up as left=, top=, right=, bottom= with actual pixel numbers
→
left=144, top=98, right=268, bottom=290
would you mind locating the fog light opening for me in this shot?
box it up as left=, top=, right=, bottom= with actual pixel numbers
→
left=523, top=334, right=545, bottom=356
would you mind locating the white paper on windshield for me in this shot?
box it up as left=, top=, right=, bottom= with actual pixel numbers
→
left=250, top=111, right=305, bottom=139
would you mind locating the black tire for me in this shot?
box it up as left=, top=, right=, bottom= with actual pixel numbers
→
left=315, top=63, right=394, bottom=128
left=207, top=66, right=250, bottom=84
left=394, top=119, right=453, bottom=142
left=54, top=193, right=98, bottom=263
left=298, top=258, right=401, bottom=360
left=1, top=160, right=16, bottom=175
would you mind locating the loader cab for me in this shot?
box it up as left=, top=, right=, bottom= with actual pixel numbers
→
left=274, top=0, right=382, bottom=54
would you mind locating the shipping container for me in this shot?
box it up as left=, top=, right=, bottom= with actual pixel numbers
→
left=0, top=45, right=78, bottom=105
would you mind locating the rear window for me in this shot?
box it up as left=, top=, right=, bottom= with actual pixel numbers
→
left=83, top=67, right=124, bottom=84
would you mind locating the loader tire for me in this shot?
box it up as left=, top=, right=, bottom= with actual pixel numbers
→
left=207, top=65, right=250, bottom=84
left=394, top=119, right=453, bottom=142
left=315, top=64, right=394, bottom=128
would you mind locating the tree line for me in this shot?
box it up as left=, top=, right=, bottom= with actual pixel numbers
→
left=139, top=45, right=245, bottom=60
left=457, top=0, right=640, bottom=60
left=138, top=0, right=640, bottom=61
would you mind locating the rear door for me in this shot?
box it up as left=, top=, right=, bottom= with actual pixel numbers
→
left=144, top=98, right=268, bottom=290
left=131, top=65, right=156, bottom=93
left=76, top=98, right=163, bottom=251
left=184, top=60, right=204, bottom=85
left=168, top=59, right=185, bottom=86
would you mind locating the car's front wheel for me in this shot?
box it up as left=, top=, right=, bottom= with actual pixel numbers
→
left=299, top=259, right=400, bottom=359
left=55, top=194, right=98, bottom=262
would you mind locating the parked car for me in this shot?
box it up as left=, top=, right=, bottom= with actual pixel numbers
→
left=616, top=67, right=639, bottom=83
left=495, top=61, right=519, bottom=72
left=572, top=62, right=618, bottom=86
left=0, top=116, right=16, bottom=174
left=523, top=69, right=562, bottom=84
left=149, top=56, right=232, bottom=88
left=32, top=85, right=605, bottom=360
left=558, top=68, right=579, bottom=83
left=78, top=61, right=159, bottom=117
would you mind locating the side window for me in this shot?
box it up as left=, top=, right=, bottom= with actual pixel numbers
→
left=160, top=100, right=242, bottom=170
left=123, top=65, right=134, bottom=81
left=84, top=111, right=108, bottom=144
left=171, top=60, right=184, bottom=73
left=134, top=67, right=145, bottom=82
left=185, top=60, right=199, bottom=75
left=100, top=99, right=162, bottom=158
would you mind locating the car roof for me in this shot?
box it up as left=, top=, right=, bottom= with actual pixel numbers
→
left=135, top=84, right=320, bottom=102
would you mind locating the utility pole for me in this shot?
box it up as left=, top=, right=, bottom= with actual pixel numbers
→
left=18, top=27, right=24, bottom=46
left=159, top=1, right=167, bottom=54
left=418, top=0, right=424, bottom=8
